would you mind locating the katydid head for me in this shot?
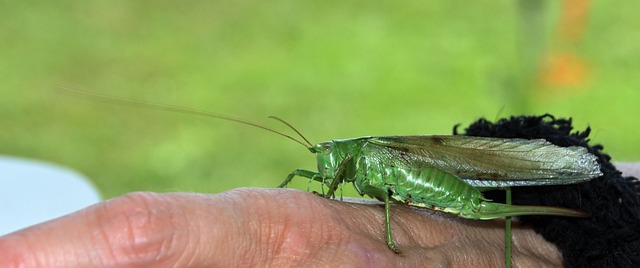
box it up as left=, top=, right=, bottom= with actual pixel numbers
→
left=311, top=139, right=365, bottom=183
left=312, top=141, right=341, bottom=179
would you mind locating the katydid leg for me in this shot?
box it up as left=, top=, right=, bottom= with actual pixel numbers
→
left=383, top=194, right=401, bottom=253
left=324, top=155, right=353, bottom=199
left=505, top=187, right=512, bottom=268
left=278, top=169, right=322, bottom=188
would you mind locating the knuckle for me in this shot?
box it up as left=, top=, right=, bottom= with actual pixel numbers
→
left=95, top=192, right=190, bottom=266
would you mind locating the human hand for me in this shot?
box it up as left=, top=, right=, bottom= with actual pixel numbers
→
left=0, top=187, right=567, bottom=267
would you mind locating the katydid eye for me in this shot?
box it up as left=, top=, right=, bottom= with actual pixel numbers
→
left=323, top=144, right=332, bottom=153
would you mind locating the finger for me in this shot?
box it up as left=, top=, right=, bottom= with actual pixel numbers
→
left=0, top=188, right=564, bottom=267
left=0, top=192, right=225, bottom=267
left=0, top=189, right=383, bottom=267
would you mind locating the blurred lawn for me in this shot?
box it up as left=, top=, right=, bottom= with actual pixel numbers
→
left=1, top=1, right=639, bottom=198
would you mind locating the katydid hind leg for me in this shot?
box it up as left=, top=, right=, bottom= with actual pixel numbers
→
left=505, top=188, right=512, bottom=268
left=468, top=201, right=589, bottom=219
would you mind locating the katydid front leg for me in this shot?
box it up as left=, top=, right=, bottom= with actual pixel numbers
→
left=278, top=169, right=322, bottom=188
left=324, top=155, right=353, bottom=199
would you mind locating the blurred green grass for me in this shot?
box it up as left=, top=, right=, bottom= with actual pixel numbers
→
left=1, top=1, right=638, bottom=198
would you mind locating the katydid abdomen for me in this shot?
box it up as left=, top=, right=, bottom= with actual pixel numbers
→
left=355, top=155, right=588, bottom=220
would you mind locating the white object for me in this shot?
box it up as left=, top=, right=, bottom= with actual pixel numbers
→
left=0, top=155, right=101, bottom=236
left=616, top=162, right=640, bottom=178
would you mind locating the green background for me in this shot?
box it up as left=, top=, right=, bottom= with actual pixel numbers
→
left=2, top=1, right=638, bottom=199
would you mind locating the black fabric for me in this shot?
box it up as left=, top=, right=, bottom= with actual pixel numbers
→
left=454, top=114, right=640, bottom=267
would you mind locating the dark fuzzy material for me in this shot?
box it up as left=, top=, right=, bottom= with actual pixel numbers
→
left=454, top=114, right=640, bottom=267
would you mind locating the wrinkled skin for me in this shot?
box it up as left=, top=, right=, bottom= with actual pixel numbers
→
left=0, top=164, right=636, bottom=267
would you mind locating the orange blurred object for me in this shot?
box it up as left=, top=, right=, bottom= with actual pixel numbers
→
left=558, top=0, right=590, bottom=44
left=538, top=52, right=589, bottom=88
left=536, top=0, right=590, bottom=90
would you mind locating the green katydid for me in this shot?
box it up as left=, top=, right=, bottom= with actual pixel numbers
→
left=278, top=134, right=601, bottom=265
left=59, top=87, right=602, bottom=267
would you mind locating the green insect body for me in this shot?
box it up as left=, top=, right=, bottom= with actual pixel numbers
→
left=279, top=135, right=602, bottom=252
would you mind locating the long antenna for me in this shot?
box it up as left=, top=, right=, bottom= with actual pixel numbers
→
left=268, top=116, right=313, bottom=147
left=56, top=86, right=313, bottom=149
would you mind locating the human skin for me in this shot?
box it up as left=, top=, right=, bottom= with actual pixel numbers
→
left=0, top=163, right=637, bottom=267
